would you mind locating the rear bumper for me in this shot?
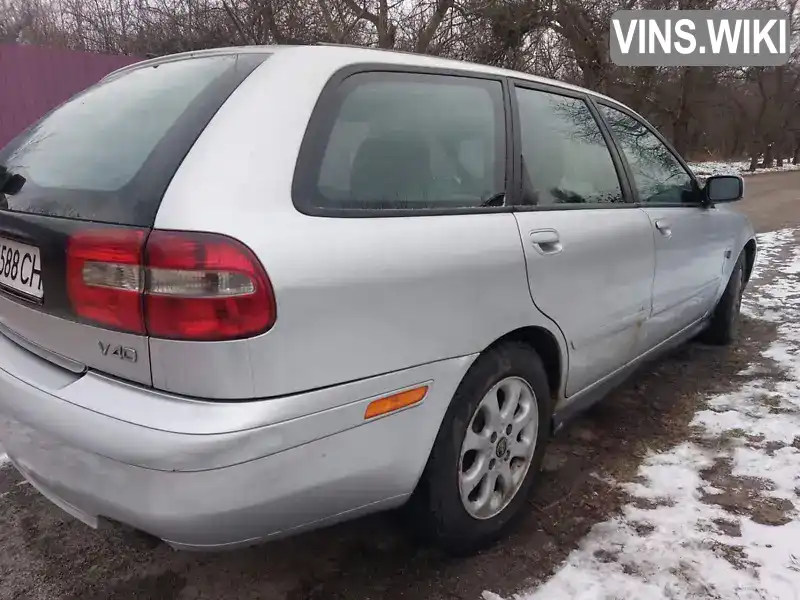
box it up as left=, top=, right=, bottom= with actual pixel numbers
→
left=0, top=408, right=416, bottom=549
left=0, top=333, right=475, bottom=549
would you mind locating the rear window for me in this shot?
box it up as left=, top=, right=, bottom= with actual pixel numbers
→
left=0, top=53, right=268, bottom=227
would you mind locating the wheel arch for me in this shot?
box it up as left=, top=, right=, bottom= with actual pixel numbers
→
left=743, top=237, right=757, bottom=286
left=484, top=326, right=565, bottom=406
left=410, top=325, right=565, bottom=490
left=405, top=325, right=564, bottom=537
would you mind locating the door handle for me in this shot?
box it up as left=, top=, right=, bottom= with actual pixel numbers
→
left=654, top=219, right=672, bottom=238
left=529, top=229, right=562, bottom=255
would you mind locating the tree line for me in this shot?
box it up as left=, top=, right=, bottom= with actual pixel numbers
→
left=2, top=0, right=799, bottom=167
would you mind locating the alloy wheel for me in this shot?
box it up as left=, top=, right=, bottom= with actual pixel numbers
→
left=458, top=376, right=539, bottom=520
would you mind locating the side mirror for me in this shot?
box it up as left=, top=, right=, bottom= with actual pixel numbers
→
left=704, top=174, right=744, bottom=204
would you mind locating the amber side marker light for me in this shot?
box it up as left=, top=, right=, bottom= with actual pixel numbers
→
left=364, top=385, right=429, bottom=420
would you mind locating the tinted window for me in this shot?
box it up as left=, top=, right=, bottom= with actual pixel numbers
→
left=599, top=105, right=696, bottom=205
left=296, top=72, right=505, bottom=211
left=515, top=87, right=624, bottom=206
left=0, top=54, right=267, bottom=226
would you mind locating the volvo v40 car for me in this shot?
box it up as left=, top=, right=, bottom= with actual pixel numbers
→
left=0, top=44, right=755, bottom=553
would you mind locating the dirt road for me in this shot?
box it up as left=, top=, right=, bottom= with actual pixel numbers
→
left=737, top=170, right=800, bottom=233
left=0, top=172, right=797, bottom=600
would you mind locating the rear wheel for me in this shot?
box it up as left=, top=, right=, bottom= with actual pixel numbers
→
left=410, top=342, right=551, bottom=554
left=699, top=252, right=746, bottom=346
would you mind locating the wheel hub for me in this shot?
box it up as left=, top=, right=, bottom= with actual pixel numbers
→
left=495, top=437, right=508, bottom=458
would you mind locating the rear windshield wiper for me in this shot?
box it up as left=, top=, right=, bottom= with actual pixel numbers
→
left=0, top=165, right=26, bottom=196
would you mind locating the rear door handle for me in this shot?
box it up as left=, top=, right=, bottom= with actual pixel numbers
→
left=654, top=219, right=672, bottom=238
left=529, top=229, right=562, bottom=255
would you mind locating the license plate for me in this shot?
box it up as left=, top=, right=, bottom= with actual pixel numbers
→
left=0, top=238, right=43, bottom=299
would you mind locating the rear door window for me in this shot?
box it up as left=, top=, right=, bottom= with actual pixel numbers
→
left=514, top=86, right=626, bottom=206
left=0, top=53, right=268, bottom=227
left=293, top=71, right=506, bottom=213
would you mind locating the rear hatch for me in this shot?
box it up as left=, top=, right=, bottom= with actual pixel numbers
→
left=0, top=51, right=271, bottom=386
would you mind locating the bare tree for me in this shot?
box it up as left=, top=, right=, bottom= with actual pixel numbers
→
left=4, top=0, right=798, bottom=165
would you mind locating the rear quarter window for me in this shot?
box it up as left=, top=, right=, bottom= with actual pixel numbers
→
left=0, top=53, right=268, bottom=227
left=293, top=70, right=507, bottom=214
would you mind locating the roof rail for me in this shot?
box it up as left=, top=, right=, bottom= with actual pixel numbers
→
left=313, top=42, right=429, bottom=59
left=314, top=42, right=364, bottom=49
left=102, top=45, right=278, bottom=80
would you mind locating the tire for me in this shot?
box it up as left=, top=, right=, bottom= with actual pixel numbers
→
left=699, top=252, right=746, bottom=346
left=408, top=342, right=551, bottom=555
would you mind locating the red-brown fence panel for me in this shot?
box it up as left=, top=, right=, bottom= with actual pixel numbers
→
left=0, top=44, right=140, bottom=149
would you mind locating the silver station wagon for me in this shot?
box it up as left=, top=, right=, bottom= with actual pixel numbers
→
left=0, top=44, right=755, bottom=553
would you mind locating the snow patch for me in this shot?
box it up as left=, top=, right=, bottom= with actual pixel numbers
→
left=689, top=160, right=800, bottom=178
left=495, top=443, right=799, bottom=600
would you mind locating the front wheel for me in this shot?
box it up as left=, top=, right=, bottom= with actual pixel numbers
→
left=409, top=342, right=551, bottom=554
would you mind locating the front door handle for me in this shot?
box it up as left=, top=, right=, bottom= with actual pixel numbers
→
left=529, top=229, right=562, bottom=255
left=654, top=219, right=672, bottom=238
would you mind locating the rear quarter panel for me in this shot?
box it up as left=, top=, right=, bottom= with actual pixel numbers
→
left=153, top=49, right=565, bottom=399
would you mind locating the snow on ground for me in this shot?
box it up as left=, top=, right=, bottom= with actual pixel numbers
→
left=485, top=229, right=800, bottom=600
left=689, top=159, right=800, bottom=178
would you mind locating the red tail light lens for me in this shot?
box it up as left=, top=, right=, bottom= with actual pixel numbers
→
left=66, top=228, right=276, bottom=341
left=67, top=229, right=146, bottom=334
left=144, top=231, right=275, bottom=340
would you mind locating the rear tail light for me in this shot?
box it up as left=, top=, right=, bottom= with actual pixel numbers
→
left=144, top=231, right=275, bottom=340
left=67, top=229, right=146, bottom=334
left=67, top=229, right=276, bottom=341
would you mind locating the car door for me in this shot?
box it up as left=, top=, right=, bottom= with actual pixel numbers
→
left=596, top=103, right=731, bottom=352
left=510, top=83, right=656, bottom=397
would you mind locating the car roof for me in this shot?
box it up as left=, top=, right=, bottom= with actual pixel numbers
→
left=104, top=44, right=631, bottom=114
